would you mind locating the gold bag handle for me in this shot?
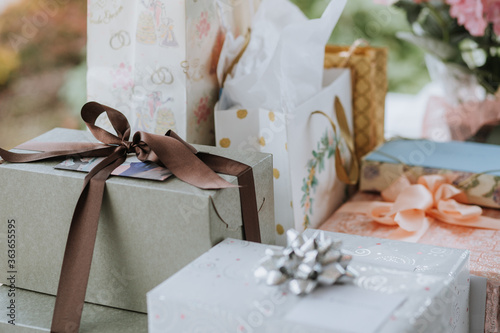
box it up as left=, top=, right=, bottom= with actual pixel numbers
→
left=221, top=29, right=252, bottom=88
left=311, top=96, right=359, bottom=185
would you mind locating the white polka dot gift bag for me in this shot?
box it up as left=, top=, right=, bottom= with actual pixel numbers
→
left=214, top=0, right=355, bottom=245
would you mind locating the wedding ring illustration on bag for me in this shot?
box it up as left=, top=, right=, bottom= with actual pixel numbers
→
left=109, top=30, right=131, bottom=50
left=151, top=67, right=174, bottom=85
left=180, top=59, right=204, bottom=81
left=254, top=230, right=358, bottom=295
left=181, top=61, right=189, bottom=74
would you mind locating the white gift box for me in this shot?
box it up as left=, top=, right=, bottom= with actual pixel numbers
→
left=215, top=68, right=353, bottom=244
left=87, top=0, right=258, bottom=144
left=147, top=229, right=470, bottom=333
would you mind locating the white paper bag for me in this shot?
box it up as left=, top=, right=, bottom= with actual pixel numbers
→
left=214, top=0, right=350, bottom=244
left=215, top=68, right=352, bottom=244
left=87, top=0, right=258, bottom=144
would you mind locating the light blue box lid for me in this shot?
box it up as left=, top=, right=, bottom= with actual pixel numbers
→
left=364, top=139, right=500, bottom=176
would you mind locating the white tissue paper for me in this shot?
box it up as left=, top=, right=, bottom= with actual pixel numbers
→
left=219, top=0, right=346, bottom=111
left=215, top=0, right=352, bottom=245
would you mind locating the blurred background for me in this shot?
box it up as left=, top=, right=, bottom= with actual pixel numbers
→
left=0, top=0, right=428, bottom=149
left=0, top=0, right=86, bottom=148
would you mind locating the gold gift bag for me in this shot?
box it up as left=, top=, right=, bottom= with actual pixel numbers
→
left=324, top=44, right=388, bottom=160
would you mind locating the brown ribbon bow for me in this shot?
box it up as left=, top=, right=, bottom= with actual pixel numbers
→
left=0, top=102, right=261, bottom=332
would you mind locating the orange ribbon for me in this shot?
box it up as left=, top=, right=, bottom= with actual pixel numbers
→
left=338, top=174, right=500, bottom=242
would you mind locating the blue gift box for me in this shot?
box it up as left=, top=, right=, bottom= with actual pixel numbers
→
left=359, top=139, right=500, bottom=208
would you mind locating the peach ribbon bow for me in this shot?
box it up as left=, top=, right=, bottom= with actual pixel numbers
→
left=338, top=175, right=500, bottom=242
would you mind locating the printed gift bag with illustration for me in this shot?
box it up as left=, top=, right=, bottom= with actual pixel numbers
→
left=214, top=0, right=356, bottom=245
left=87, top=0, right=259, bottom=144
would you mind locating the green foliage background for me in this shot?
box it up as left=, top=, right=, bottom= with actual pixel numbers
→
left=291, top=0, right=430, bottom=93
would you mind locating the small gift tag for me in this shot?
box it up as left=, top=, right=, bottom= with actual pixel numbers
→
left=55, top=156, right=172, bottom=181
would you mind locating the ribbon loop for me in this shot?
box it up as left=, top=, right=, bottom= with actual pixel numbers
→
left=381, top=175, right=500, bottom=232
left=434, top=199, right=482, bottom=221
left=390, top=184, right=434, bottom=213
left=81, top=102, right=131, bottom=145
left=340, top=174, right=500, bottom=242
left=394, top=210, right=427, bottom=232
left=369, top=202, right=397, bottom=226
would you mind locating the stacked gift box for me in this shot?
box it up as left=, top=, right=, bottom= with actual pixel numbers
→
left=0, top=0, right=265, bottom=331
left=0, top=286, right=147, bottom=333
left=0, top=124, right=275, bottom=331
left=3, top=0, right=500, bottom=332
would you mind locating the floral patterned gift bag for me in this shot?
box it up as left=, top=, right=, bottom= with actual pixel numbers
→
left=216, top=68, right=354, bottom=245
left=87, top=0, right=258, bottom=144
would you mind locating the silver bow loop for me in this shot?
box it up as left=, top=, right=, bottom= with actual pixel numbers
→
left=254, top=230, right=358, bottom=295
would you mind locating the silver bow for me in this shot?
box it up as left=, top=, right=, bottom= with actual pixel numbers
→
left=254, top=230, right=358, bottom=295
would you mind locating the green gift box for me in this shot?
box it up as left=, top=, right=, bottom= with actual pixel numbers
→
left=0, top=286, right=147, bottom=332
left=0, top=127, right=275, bottom=314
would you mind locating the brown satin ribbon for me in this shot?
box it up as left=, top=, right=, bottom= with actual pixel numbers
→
left=0, top=102, right=261, bottom=333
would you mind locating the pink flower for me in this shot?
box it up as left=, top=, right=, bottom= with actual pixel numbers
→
left=110, top=64, right=133, bottom=92
left=484, top=0, right=500, bottom=35
left=447, top=0, right=487, bottom=36
left=196, top=12, right=211, bottom=40
left=194, top=96, right=211, bottom=124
